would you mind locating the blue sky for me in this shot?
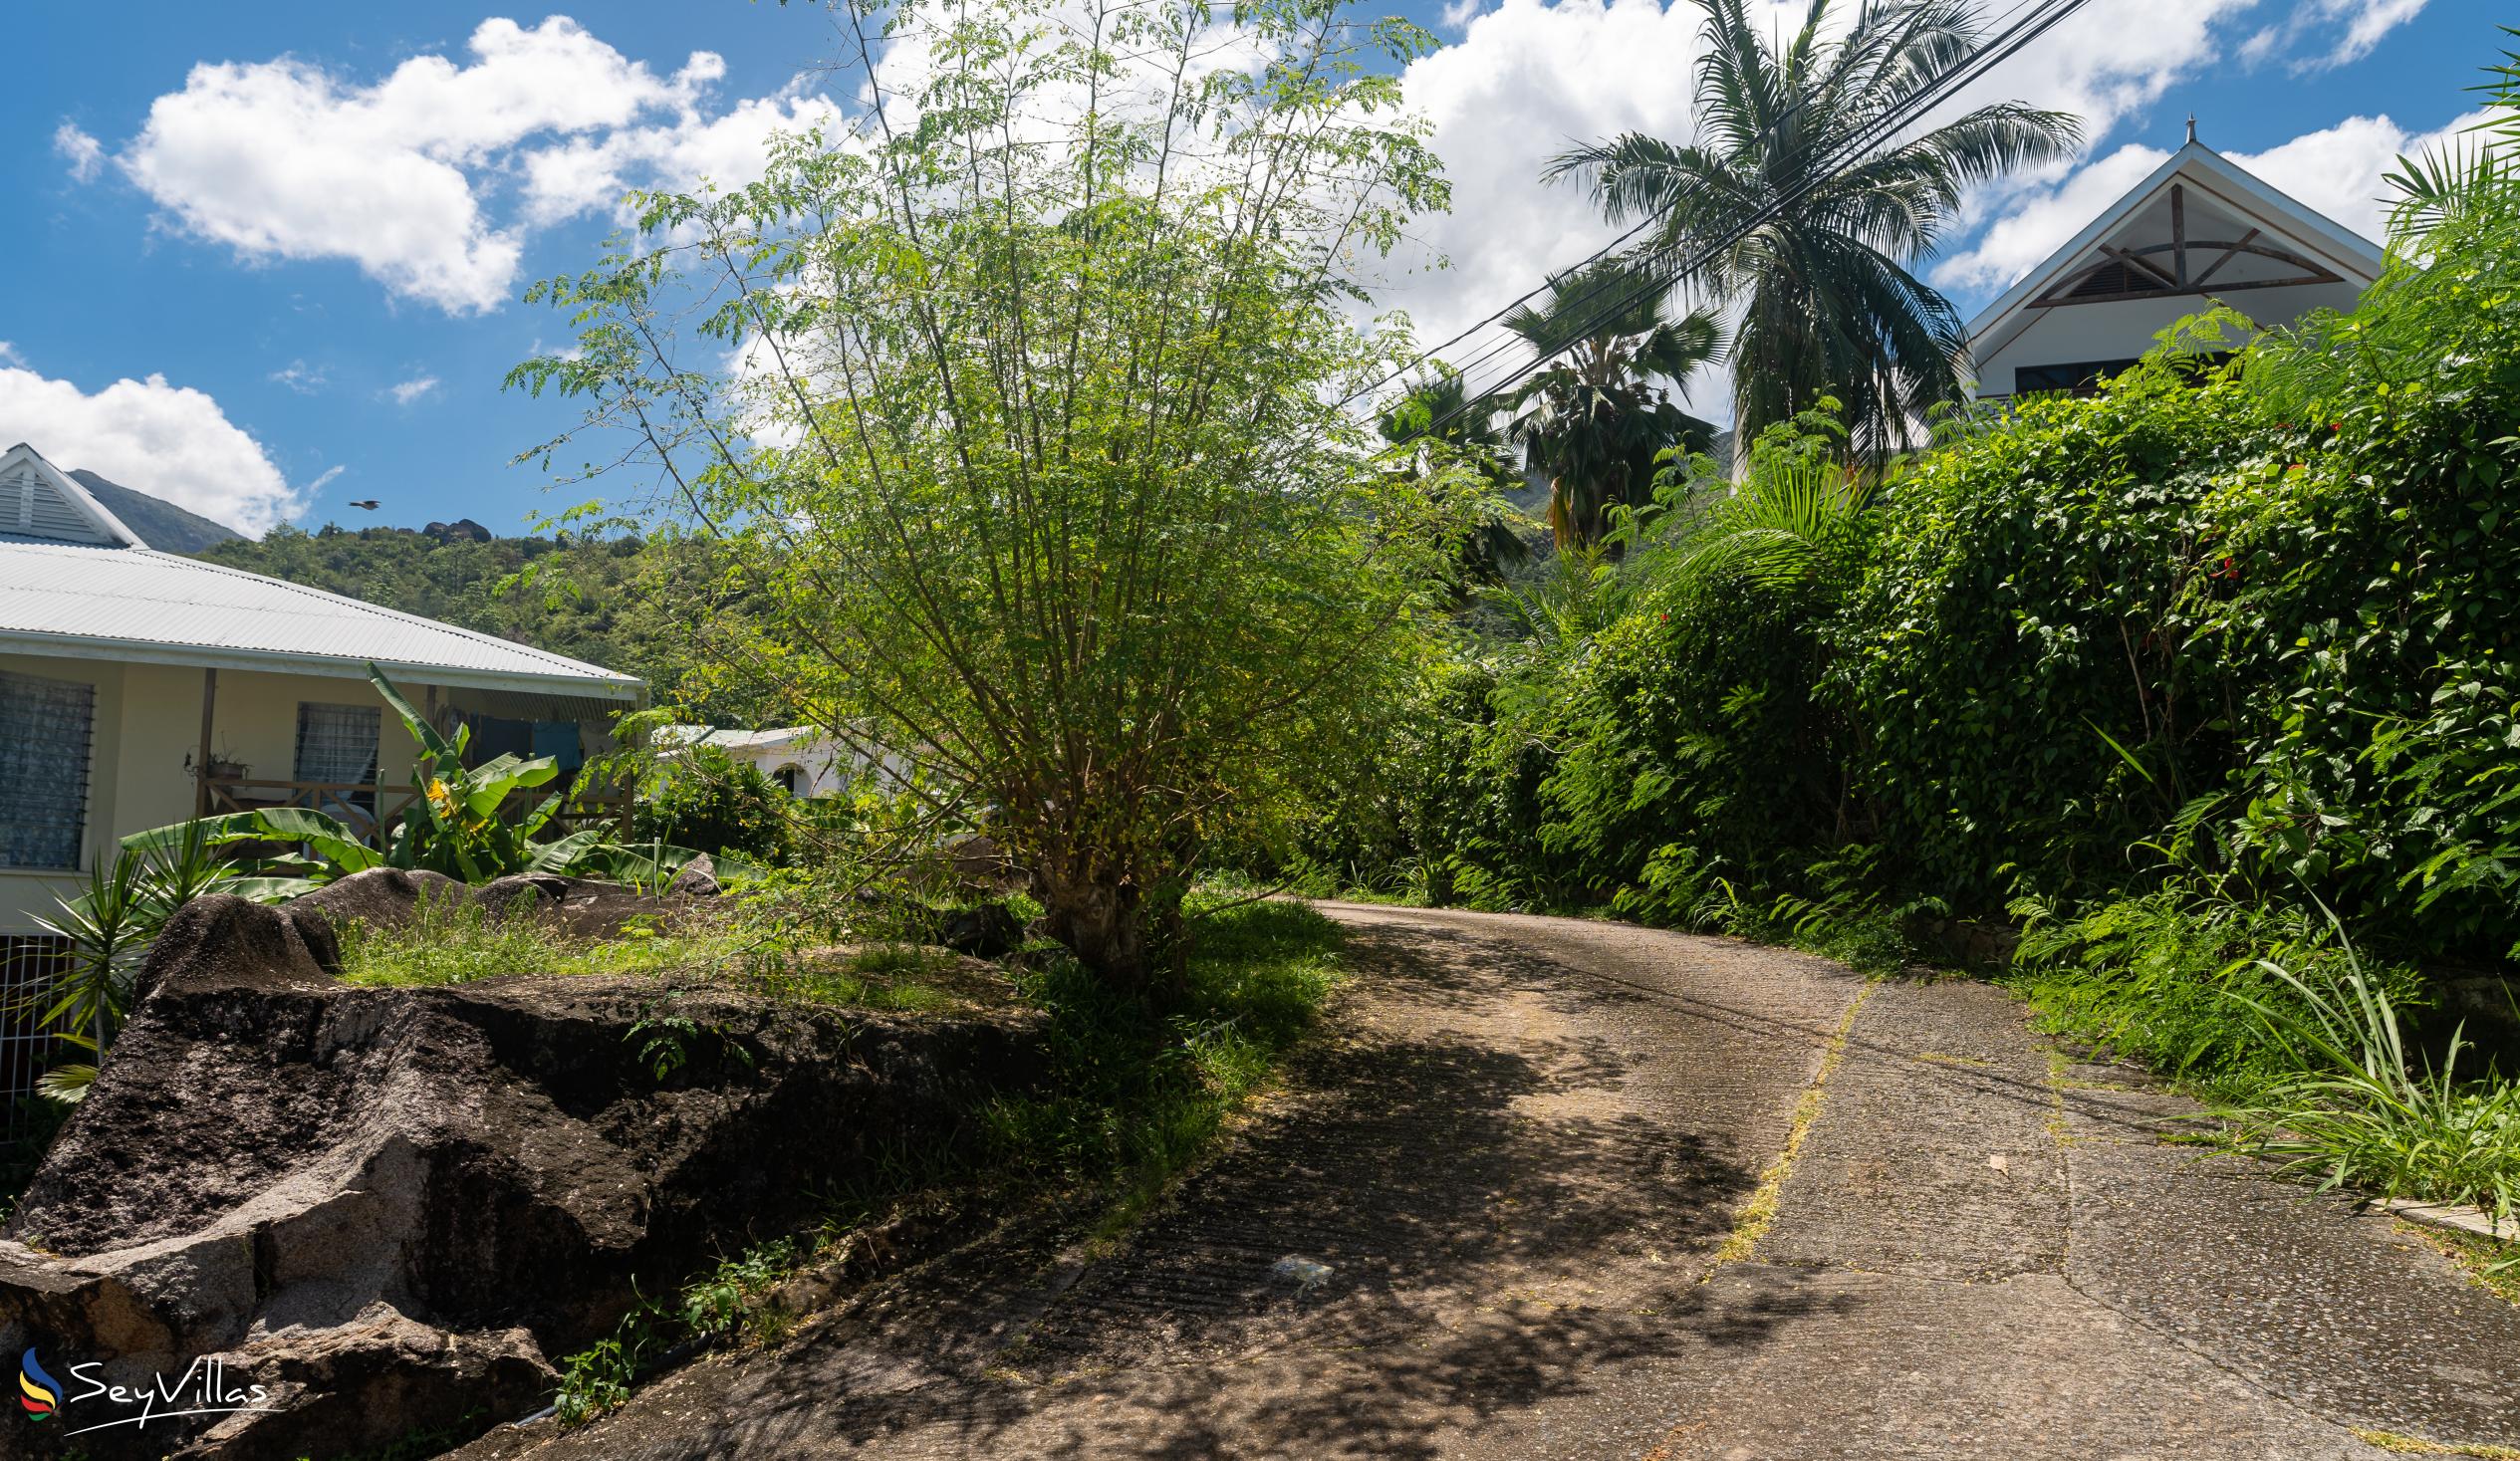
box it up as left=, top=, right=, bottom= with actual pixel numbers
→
left=0, top=0, right=2493, bottom=538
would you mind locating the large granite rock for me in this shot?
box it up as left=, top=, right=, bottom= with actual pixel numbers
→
left=289, top=865, right=690, bottom=941
left=0, top=895, right=1044, bottom=1459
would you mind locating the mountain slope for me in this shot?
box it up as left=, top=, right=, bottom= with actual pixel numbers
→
left=69, top=469, right=245, bottom=552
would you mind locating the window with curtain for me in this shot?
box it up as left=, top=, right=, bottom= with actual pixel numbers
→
left=295, top=703, right=380, bottom=789
left=0, top=670, right=95, bottom=870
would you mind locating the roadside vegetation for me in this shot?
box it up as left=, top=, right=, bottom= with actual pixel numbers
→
left=18, top=0, right=1400, bottom=1423
left=1289, top=27, right=2520, bottom=1243
left=547, top=894, right=1346, bottom=1424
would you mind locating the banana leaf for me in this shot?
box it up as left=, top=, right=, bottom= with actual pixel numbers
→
left=125, top=808, right=380, bottom=876
left=463, top=754, right=560, bottom=819
left=516, top=789, right=566, bottom=841
left=366, top=661, right=456, bottom=761
left=523, top=828, right=608, bottom=874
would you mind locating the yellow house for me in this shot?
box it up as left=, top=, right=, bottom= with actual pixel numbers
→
left=0, top=442, right=643, bottom=1009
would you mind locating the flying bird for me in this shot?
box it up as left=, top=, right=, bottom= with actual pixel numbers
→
left=348, top=500, right=380, bottom=510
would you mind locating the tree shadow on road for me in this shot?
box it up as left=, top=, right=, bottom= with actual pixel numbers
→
left=511, top=913, right=1866, bottom=1460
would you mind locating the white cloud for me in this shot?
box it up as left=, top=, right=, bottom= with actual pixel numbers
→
left=384, top=375, right=441, bottom=406
left=53, top=122, right=104, bottom=183
left=101, top=18, right=768, bottom=314
left=269, top=360, right=327, bottom=394
left=518, top=89, right=848, bottom=227
left=2228, top=107, right=2495, bottom=240
left=0, top=360, right=307, bottom=535
left=2244, top=0, right=2430, bottom=73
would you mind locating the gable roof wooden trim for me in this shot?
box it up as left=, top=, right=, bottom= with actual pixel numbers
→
left=0, top=442, right=146, bottom=549
left=1964, top=141, right=2390, bottom=369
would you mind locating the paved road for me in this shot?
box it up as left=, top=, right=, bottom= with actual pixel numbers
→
left=468, top=904, right=2520, bottom=1459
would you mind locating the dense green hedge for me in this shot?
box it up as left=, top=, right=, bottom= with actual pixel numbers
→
left=1319, top=153, right=2520, bottom=970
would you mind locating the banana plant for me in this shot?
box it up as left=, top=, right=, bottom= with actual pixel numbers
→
left=365, top=663, right=569, bottom=881
left=122, top=665, right=696, bottom=890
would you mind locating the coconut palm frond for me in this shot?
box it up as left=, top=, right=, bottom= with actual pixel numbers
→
left=1549, top=0, right=2079, bottom=453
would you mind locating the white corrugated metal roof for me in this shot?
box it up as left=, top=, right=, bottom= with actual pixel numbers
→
left=656, top=724, right=819, bottom=751
left=0, top=537, right=641, bottom=697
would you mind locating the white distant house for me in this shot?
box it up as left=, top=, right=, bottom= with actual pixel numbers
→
left=1965, top=126, right=2388, bottom=400
left=656, top=724, right=894, bottom=800
left=0, top=443, right=644, bottom=1059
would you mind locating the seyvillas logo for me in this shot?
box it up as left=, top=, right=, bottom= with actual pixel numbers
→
left=18, top=1349, right=59, bottom=1419
left=12, top=1345, right=277, bottom=1436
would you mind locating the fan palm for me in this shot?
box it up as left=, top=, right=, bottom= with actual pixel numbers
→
left=1547, top=0, right=2081, bottom=453
left=1502, top=260, right=1722, bottom=546
left=1379, top=368, right=1533, bottom=592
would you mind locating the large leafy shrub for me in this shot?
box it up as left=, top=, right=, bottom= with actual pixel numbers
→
left=1845, top=151, right=2520, bottom=962
left=635, top=745, right=794, bottom=865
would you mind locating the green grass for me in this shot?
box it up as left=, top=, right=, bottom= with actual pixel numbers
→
left=547, top=895, right=1347, bottom=1426
left=729, top=942, right=973, bottom=1013
left=2005, top=889, right=2430, bottom=1094
left=331, top=891, right=973, bottom=1013
left=982, top=896, right=1346, bottom=1233
left=2008, top=887, right=2518, bottom=1230
left=333, top=895, right=704, bottom=986
left=2215, top=948, right=2519, bottom=1227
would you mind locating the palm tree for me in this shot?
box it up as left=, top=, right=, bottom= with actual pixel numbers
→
left=1502, top=260, right=1722, bottom=546
left=1378, top=367, right=1533, bottom=592
left=1547, top=0, right=2081, bottom=454
left=2384, top=27, right=2520, bottom=242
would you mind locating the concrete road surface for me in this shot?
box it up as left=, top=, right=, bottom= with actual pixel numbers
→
left=463, top=903, right=2520, bottom=1460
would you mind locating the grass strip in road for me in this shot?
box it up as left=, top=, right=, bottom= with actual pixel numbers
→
left=2351, top=1428, right=2520, bottom=1458
left=2391, top=1219, right=2520, bottom=1308
left=1709, top=982, right=1876, bottom=1268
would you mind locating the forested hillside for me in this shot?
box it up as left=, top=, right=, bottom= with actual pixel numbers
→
left=194, top=526, right=777, bottom=725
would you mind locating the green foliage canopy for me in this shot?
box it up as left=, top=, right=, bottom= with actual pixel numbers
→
left=517, top=0, right=1460, bottom=986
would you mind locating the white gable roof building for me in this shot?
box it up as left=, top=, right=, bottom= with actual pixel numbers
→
left=1965, top=127, right=2388, bottom=400
left=0, top=442, right=642, bottom=947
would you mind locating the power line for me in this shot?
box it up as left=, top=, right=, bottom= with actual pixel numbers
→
left=1379, top=0, right=2090, bottom=451
left=1416, top=0, right=2079, bottom=438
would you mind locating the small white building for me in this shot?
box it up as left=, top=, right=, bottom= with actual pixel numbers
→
left=0, top=442, right=643, bottom=975
left=1966, top=128, right=2388, bottom=400
left=655, top=724, right=907, bottom=800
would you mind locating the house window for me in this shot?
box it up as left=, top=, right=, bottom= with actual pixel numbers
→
left=773, top=765, right=805, bottom=797
left=293, top=700, right=378, bottom=816
left=2012, top=352, right=2234, bottom=397
left=0, top=670, right=96, bottom=870
left=2011, top=358, right=2143, bottom=395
